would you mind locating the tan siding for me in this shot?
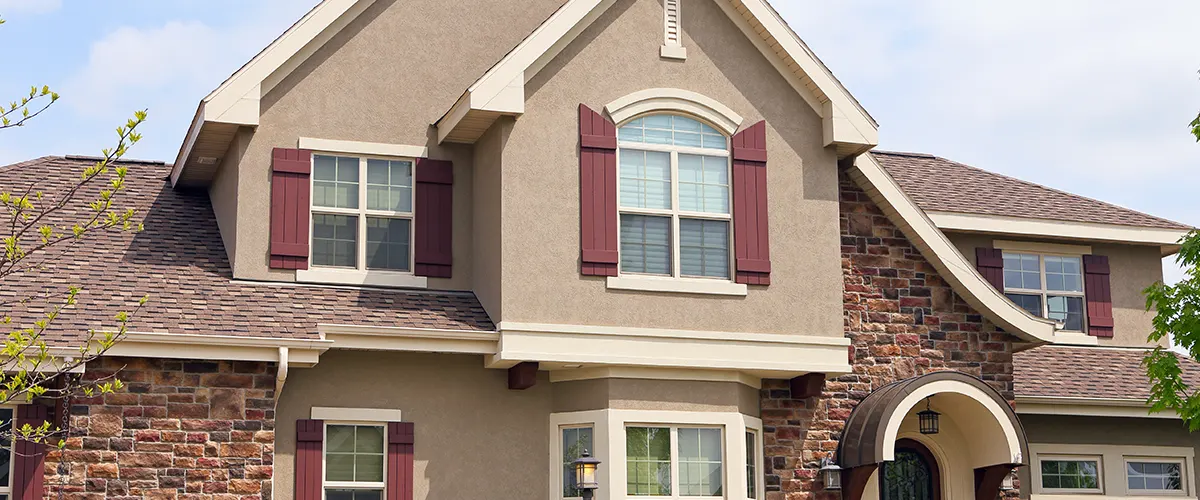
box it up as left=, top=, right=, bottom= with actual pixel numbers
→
left=208, top=127, right=249, bottom=269
left=471, top=118, right=512, bottom=322
left=497, top=0, right=842, bottom=336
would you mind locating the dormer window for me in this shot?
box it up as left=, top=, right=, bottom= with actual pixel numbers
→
left=617, top=114, right=731, bottom=279
left=1002, top=252, right=1085, bottom=331
left=311, top=154, right=415, bottom=272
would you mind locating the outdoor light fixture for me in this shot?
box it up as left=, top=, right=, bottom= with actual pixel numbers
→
left=819, top=456, right=842, bottom=491
left=1001, top=469, right=1018, bottom=490
left=573, top=449, right=602, bottom=500
left=918, top=397, right=940, bottom=435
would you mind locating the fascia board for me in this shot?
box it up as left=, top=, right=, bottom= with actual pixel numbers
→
left=928, top=211, right=1192, bottom=248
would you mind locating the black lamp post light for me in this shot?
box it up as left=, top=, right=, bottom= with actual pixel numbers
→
left=573, top=450, right=602, bottom=500
left=918, top=396, right=940, bottom=435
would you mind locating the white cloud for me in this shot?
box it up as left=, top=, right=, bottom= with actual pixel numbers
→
left=0, top=0, right=61, bottom=15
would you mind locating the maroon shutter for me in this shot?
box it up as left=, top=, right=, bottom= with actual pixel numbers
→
left=295, top=419, right=324, bottom=500
left=414, top=159, right=454, bottom=278
left=579, top=104, right=619, bottom=277
left=270, top=148, right=312, bottom=270
left=732, top=121, right=771, bottom=285
left=12, top=405, right=47, bottom=500
left=387, top=422, right=415, bottom=500
left=975, top=248, right=1005, bottom=290
left=1083, top=255, right=1114, bottom=338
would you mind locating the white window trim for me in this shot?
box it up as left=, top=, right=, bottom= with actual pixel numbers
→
left=298, top=137, right=428, bottom=159
left=549, top=409, right=763, bottom=500
left=1125, top=457, right=1189, bottom=497
left=322, top=421, right=388, bottom=495
left=612, top=115, right=737, bottom=291
left=1001, top=250, right=1087, bottom=332
left=1036, top=454, right=1105, bottom=495
left=296, top=151, right=428, bottom=289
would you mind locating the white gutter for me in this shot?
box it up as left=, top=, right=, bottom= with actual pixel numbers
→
left=275, top=347, right=289, bottom=401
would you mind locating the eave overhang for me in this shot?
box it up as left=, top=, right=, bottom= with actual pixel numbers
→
left=926, top=211, right=1192, bottom=257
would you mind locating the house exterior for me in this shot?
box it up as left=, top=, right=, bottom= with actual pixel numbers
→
left=3, top=0, right=1198, bottom=499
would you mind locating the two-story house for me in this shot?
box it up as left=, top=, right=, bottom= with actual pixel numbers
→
left=3, top=0, right=1198, bottom=499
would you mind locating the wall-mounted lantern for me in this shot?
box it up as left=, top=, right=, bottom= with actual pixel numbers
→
left=819, top=456, right=842, bottom=490
left=918, top=397, right=940, bottom=435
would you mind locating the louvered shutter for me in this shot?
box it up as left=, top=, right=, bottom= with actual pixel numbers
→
left=579, top=104, right=619, bottom=276
left=975, top=248, right=1006, bottom=290
left=295, top=419, right=324, bottom=500
left=12, top=405, right=47, bottom=500
left=731, top=121, right=771, bottom=285
left=270, top=148, right=312, bottom=270
left=1083, top=255, right=1114, bottom=338
left=387, top=422, right=415, bottom=500
left=414, top=159, right=454, bottom=278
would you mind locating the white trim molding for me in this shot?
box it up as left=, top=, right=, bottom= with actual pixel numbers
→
left=660, top=0, right=686, bottom=60
left=994, top=240, right=1093, bottom=256
left=603, top=88, right=743, bottom=134
left=850, top=155, right=1063, bottom=345
left=312, top=406, right=402, bottom=422
left=606, top=275, right=747, bottom=296
left=107, top=332, right=331, bottom=366
left=1016, top=396, right=1179, bottom=419
left=434, top=0, right=877, bottom=153
left=295, top=268, right=429, bottom=289
left=1030, top=443, right=1196, bottom=498
left=298, top=137, right=429, bottom=159
left=549, top=366, right=763, bottom=388
left=491, top=321, right=851, bottom=378
left=929, top=211, right=1191, bottom=252
left=318, top=324, right=500, bottom=355
left=883, top=379, right=1024, bottom=466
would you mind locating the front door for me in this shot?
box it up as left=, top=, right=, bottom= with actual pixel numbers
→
left=880, top=439, right=941, bottom=500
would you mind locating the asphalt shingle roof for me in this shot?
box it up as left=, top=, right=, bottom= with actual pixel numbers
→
left=873, top=151, right=1192, bottom=231
left=1015, top=345, right=1200, bottom=400
left=1, top=156, right=494, bottom=345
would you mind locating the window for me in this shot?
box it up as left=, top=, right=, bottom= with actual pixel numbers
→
left=626, top=426, right=723, bottom=497
left=562, top=427, right=594, bottom=498
left=1003, top=252, right=1085, bottom=331
left=325, top=424, right=386, bottom=500
left=1128, top=460, right=1185, bottom=492
left=312, top=155, right=414, bottom=272
left=1041, top=458, right=1102, bottom=492
left=617, top=115, right=732, bottom=280
left=745, top=431, right=757, bottom=499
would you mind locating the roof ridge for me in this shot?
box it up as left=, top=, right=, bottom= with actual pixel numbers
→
left=930, top=154, right=1192, bottom=230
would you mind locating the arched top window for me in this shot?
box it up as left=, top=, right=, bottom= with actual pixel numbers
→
left=616, top=113, right=732, bottom=280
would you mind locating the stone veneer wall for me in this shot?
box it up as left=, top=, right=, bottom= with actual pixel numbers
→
left=760, top=173, right=1021, bottom=500
left=45, top=357, right=277, bottom=500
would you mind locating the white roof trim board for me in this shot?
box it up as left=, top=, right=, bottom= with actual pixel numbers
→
left=849, top=155, right=1090, bottom=346
left=434, top=0, right=878, bottom=150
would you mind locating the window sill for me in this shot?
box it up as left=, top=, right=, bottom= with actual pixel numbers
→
left=606, top=276, right=747, bottom=296
left=295, top=267, right=428, bottom=289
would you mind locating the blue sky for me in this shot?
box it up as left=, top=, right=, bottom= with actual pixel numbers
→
left=1, top=0, right=1197, bottom=284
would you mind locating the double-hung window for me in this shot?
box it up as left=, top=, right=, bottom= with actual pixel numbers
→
left=1003, top=252, right=1085, bottom=331
left=617, top=115, right=732, bottom=280
left=1127, top=460, right=1185, bottom=493
left=324, top=424, right=386, bottom=500
left=311, top=155, right=414, bottom=272
left=626, top=426, right=724, bottom=497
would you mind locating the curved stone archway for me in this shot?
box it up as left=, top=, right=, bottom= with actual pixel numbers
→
left=838, top=371, right=1028, bottom=500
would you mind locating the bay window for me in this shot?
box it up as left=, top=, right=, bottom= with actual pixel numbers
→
left=617, top=115, right=732, bottom=280
left=626, top=426, right=723, bottom=497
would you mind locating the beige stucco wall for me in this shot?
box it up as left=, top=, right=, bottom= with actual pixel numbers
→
left=552, top=378, right=760, bottom=416
left=218, top=0, right=566, bottom=288
left=947, top=232, right=1164, bottom=347
left=275, top=351, right=555, bottom=500
left=492, top=0, right=843, bottom=336
left=1019, top=414, right=1200, bottom=499
left=471, top=118, right=513, bottom=321
left=208, top=127, right=251, bottom=267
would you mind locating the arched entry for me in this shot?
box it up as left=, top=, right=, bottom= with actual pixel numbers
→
left=880, top=439, right=941, bottom=500
left=837, top=371, right=1028, bottom=500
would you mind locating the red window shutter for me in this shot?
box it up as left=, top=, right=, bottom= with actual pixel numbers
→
left=387, top=422, right=415, bottom=500
left=295, top=419, right=324, bottom=500
left=579, top=104, right=619, bottom=276
left=1083, top=255, right=1115, bottom=338
left=270, top=148, right=312, bottom=270
left=732, top=121, right=771, bottom=285
left=12, top=404, right=47, bottom=500
left=975, top=248, right=1005, bottom=290
left=414, top=159, right=454, bottom=278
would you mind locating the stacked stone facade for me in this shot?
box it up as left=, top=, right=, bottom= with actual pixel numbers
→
left=46, top=357, right=277, bottom=500
left=760, top=173, right=1021, bottom=500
